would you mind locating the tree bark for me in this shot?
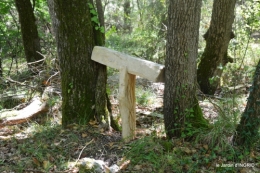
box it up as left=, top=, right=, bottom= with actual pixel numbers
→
left=47, top=0, right=58, bottom=40
left=164, top=0, right=208, bottom=139
left=233, top=60, right=260, bottom=147
left=53, top=0, right=113, bottom=128
left=197, top=0, right=236, bottom=95
left=14, top=0, right=44, bottom=73
left=0, top=57, right=2, bottom=77
left=94, top=0, right=117, bottom=129
left=54, top=0, right=98, bottom=126
left=123, top=0, right=131, bottom=33
left=95, top=0, right=105, bottom=28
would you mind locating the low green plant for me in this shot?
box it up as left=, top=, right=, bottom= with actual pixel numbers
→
left=196, top=98, right=241, bottom=152
left=124, top=136, right=165, bottom=171
left=135, top=86, right=156, bottom=106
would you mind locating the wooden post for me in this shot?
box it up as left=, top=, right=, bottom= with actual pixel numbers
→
left=91, top=46, right=165, bottom=142
left=119, top=67, right=136, bottom=141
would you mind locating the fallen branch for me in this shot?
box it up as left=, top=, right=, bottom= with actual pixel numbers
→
left=0, top=97, right=48, bottom=128
left=5, top=77, right=39, bottom=90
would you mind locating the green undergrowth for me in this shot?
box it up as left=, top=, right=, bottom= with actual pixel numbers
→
left=136, top=86, right=156, bottom=106
left=123, top=98, right=260, bottom=173
left=0, top=94, right=259, bottom=172
left=124, top=134, right=259, bottom=173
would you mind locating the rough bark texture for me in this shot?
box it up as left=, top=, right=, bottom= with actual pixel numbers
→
left=14, top=0, right=44, bottom=72
left=95, top=0, right=104, bottom=28
left=94, top=0, right=115, bottom=129
left=53, top=0, right=114, bottom=128
left=233, top=60, right=260, bottom=147
left=54, top=0, right=98, bottom=126
left=164, top=0, right=208, bottom=139
left=197, top=0, right=236, bottom=95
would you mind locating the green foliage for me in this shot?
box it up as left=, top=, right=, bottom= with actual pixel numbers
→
left=67, top=82, right=73, bottom=94
left=124, top=135, right=256, bottom=172
left=124, top=137, right=165, bottom=170
left=88, top=3, right=104, bottom=33
left=105, top=0, right=167, bottom=64
left=0, top=1, right=23, bottom=67
left=196, top=98, right=241, bottom=151
left=135, top=86, right=156, bottom=106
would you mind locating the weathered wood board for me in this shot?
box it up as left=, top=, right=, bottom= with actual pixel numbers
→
left=91, top=46, right=165, bottom=82
left=91, top=46, right=165, bottom=142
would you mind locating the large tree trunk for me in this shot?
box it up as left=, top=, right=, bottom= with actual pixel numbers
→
left=53, top=0, right=113, bottom=128
left=197, top=0, right=236, bottom=95
left=14, top=0, right=44, bottom=73
left=164, top=0, right=208, bottom=139
left=233, top=60, right=260, bottom=147
left=54, top=0, right=97, bottom=126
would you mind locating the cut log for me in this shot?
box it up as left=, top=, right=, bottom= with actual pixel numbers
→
left=91, top=46, right=165, bottom=82
left=0, top=97, right=48, bottom=128
left=119, top=67, right=136, bottom=141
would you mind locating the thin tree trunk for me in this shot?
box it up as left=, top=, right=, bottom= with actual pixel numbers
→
left=136, top=0, right=143, bottom=28
left=197, top=0, right=236, bottom=94
left=95, top=0, right=105, bottom=28
left=164, top=0, right=208, bottom=139
left=123, top=0, right=131, bottom=33
left=0, top=57, right=2, bottom=77
left=94, top=0, right=118, bottom=130
left=14, top=0, right=44, bottom=73
left=233, top=60, right=260, bottom=147
left=47, top=0, right=58, bottom=40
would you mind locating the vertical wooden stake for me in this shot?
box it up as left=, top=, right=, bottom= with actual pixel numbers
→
left=119, top=67, right=136, bottom=142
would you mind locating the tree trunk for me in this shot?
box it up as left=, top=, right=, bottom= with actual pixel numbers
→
left=53, top=0, right=114, bottom=128
left=123, top=0, right=131, bottom=33
left=197, top=0, right=236, bottom=95
left=14, top=0, right=44, bottom=73
left=164, top=0, right=208, bottom=139
left=54, top=0, right=96, bottom=126
left=136, top=0, right=143, bottom=28
left=94, top=0, right=119, bottom=130
left=95, top=0, right=105, bottom=28
left=0, top=57, right=2, bottom=77
left=47, top=0, right=58, bottom=40
left=233, top=60, right=260, bottom=147
left=93, top=0, right=108, bottom=125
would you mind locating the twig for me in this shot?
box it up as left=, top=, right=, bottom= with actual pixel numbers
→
left=27, top=51, right=46, bottom=65
left=5, top=77, right=38, bottom=90
left=75, top=138, right=95, bottom=165
left=47, top=71, right=60, bottom=83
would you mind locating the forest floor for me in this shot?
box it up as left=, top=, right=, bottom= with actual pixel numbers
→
left=0, top=73, right=259, bottom=173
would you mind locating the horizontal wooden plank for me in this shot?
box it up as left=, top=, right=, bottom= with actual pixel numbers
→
left=91, top=46, right=165, bottom=82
